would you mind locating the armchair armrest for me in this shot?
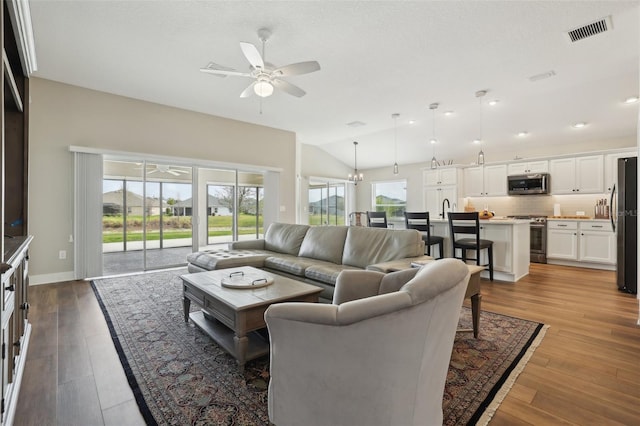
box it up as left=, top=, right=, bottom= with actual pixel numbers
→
left=229, top=239, right=265, bottom=250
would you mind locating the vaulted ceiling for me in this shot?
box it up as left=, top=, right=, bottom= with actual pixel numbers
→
left=30, top=1, right=639, bottom=169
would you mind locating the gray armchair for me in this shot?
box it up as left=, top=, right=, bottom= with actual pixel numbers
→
left=264, top=258, right=470, bottom=426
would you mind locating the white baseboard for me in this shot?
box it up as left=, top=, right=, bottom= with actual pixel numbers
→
left=30, top=271, right=76, bottom=285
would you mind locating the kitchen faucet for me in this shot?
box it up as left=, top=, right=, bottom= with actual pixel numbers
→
left=441, top=198, right=450, bottom=219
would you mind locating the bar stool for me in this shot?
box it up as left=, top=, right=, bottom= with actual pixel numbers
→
left=448, top=212, right=494, bottom=281
left=366, top=211, right=388, bottom=228
left=404, top=212, right=444, bottom=259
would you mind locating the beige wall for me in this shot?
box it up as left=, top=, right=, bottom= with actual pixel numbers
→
left=29, top=78, right=296, bottom=282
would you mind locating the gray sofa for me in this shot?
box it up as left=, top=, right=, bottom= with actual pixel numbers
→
left=187, top=222, right=431, bottom=302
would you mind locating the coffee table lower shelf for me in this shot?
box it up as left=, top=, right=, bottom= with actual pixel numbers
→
left=189, top=310, right=270, bottom=365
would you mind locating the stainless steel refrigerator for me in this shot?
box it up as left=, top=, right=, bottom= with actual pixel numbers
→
left=612, top=157, right=637, bottom=294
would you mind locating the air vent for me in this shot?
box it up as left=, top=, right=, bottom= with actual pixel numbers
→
left=346, top=121, right=366, bottom=128
left=566, top=16, right=612, bottom=43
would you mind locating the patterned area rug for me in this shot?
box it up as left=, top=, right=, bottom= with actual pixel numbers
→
left=91, top=269, right=547, bottom=426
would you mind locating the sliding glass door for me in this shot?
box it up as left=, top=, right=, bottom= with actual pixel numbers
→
left=202, top=169, right=264, bottom=247
left=102, top=160, right=193, bottom=274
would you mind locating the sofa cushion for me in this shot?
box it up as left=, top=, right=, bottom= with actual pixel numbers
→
left=342, top=227, right=423, bottom=269
left=264, top=223, right=310, bottom=255
left=265, top=254, right=321, bottom=277
left=305, top=263, right=360, bottom=285
left=298, top=226, right=348, bottom=265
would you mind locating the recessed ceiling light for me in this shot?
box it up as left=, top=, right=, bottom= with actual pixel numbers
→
left=488, top=100, right=499, bottom=106
left=572, top=122, right=587, bottom=128
left=444, top=111, right=454, bottom=116
left=430, top=138, right=437, bottom=144
left=517, top=131, right=529, bottom=137
left=624, top=96, right=639, bottom=104
left=473, top=139, right=481, bottom=144
left=408, top=120, right=416, bottom=124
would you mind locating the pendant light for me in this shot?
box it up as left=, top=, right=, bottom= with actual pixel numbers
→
left=348, top=141, right=364, bottom=184
left=392, top=113, right=400, bottom=175
left=475, top=90, right=487, bottom=165
left=429, top=103, right=439, bottom=169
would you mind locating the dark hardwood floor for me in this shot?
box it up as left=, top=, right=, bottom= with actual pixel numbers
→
left=13, top=263, right=640, bottom=425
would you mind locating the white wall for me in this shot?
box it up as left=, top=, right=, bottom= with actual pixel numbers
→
left=29, top=78, right=296, bottom=282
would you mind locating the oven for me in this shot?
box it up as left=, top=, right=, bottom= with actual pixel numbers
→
left=508, top=215, right=547, bottom=263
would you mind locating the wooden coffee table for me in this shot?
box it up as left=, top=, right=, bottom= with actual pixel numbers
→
left=181, top=266, right=322, bottom=371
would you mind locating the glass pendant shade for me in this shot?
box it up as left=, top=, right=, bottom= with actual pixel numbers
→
left=478, top=149, right=485, bottom=165
left=392, top=113, right=400, bottom=175
left=348, top=141, right=364, bottom=184
left=429, top=103, right=439, bottom=169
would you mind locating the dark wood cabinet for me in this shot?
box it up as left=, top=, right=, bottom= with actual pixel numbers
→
left=0, top=0, right=34, bottom=423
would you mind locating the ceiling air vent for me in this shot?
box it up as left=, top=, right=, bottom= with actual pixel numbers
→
left=566, top=16, right=612, bottom=43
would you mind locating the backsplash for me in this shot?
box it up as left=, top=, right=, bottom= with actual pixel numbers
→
left=465, top=194, right=609, bottom=217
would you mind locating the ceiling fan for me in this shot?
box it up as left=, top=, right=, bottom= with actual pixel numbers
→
left=200, top=28, right=321, bottom=98
left=144, top=164, right=190, bottom=177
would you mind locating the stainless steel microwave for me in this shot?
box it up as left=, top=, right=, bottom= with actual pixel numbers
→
left=507, top=173, right=550, bottom=195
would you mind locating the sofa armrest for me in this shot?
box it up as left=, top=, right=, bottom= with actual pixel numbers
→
left=229, top=239, right=265, bottom=250
left=332, top=270, right=385, bottom=304
left=367, top=255, right=434, bottom=273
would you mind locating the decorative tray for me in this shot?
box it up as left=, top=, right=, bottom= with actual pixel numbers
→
left=221, top=270, right=274, bottom=289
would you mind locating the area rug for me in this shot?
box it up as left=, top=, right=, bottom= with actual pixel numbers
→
left=91, top=269, right=547, bottom=426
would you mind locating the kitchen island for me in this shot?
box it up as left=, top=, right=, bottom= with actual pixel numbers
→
left=430, top=217, right=531, bottom=282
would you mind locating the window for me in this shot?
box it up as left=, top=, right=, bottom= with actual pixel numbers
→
left=308, top=182, right=346, bottom=225
left=372, top=181, right=406, bottom=220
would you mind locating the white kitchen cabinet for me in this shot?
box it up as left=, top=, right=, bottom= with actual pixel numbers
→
left=507, top=160, right=548, bottom=175
left=549, top=155, right=603, bottom=194
left=578, top=222, right=616, bottom=264
left=604, top=151, right=637, bottom=192
left=547, top=221, right=578, bottom=260
left=423, top=168, right=458, bottom=186
left=463, top=164, right=507, bottom=197
left=547, top=220, right=615, bottom=268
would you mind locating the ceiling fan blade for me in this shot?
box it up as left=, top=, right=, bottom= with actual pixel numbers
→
left=272, top=79, right=306, bottom=97
left=147, top=169, right=159, bottom=175
left=273, top=61, right=321, bottom=77
left=240, top=42, right=264, bottom=70
left=200, top=63, right=251, bottom=78
left=167, top=170, right=181, bottom=176
left=240, top=81, right=256, bottom=98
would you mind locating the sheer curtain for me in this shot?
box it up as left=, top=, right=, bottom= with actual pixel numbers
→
left=74, top=152, right=103, bottom=279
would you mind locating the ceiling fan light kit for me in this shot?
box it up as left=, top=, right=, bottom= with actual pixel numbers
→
left=200, top=28, right=320, bottom=99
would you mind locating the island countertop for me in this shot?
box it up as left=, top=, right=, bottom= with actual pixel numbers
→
left=430, top=217, right=532, bottom=225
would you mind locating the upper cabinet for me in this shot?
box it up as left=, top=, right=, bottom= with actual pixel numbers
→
left=549, top=155, right=603, bottom=194
left=604, top=151, right=637, bottom=192
left=423, top=167, right=459, bottom=186
left=464, top=165, right=507, bottom=197
left=507, top=160, right=548, bottom=175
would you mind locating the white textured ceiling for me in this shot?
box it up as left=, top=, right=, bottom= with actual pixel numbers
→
left=30, top=1, right=639, bottom=169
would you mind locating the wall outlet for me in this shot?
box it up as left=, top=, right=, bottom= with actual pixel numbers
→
left=59, top=250, right=67, bottom=260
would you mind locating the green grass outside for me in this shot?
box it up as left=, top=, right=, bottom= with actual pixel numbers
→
left=103, top=214, right=263, bottom=243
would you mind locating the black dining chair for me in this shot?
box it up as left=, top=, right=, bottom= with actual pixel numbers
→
left=404, top=212, right=444, bottom=259
left=447, top=212, right=494, bottom=281
left=366, top=211, right=388, bottom=228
